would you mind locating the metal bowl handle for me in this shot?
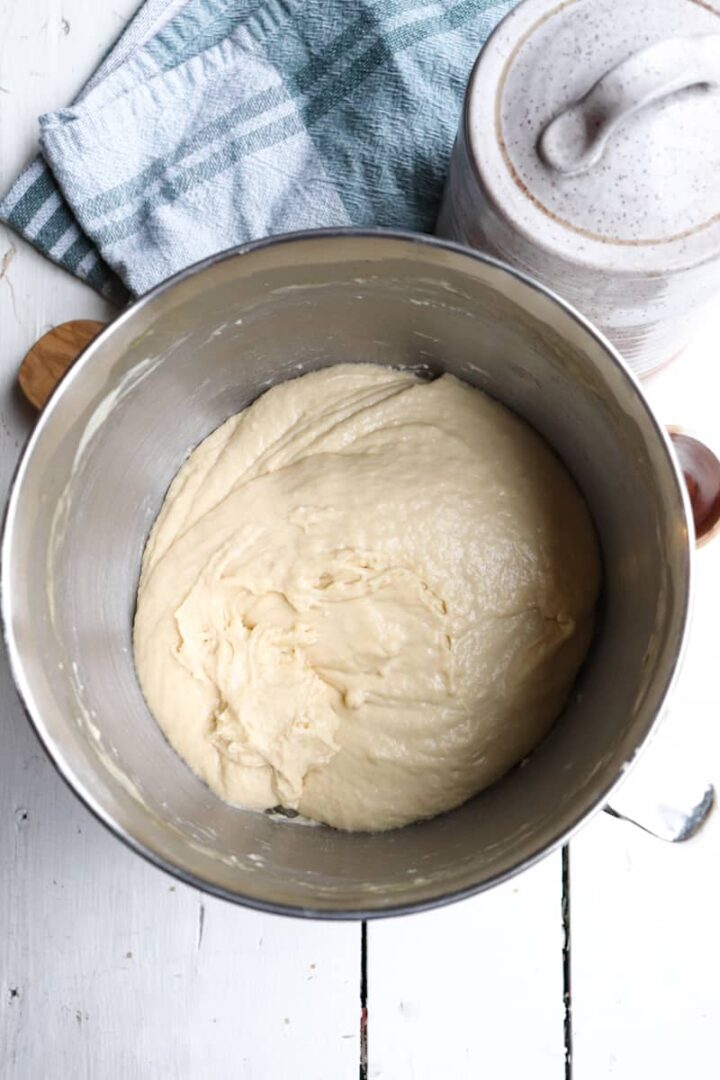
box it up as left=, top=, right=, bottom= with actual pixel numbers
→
left=605, top=777, right=715, bottom=842
left=602, top=426, right=719, bottom=841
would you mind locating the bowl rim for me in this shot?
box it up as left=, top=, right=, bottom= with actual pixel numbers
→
left=0, top=226, right=693, bottom=919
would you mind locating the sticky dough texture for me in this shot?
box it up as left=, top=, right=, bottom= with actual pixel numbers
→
left=134, top=365, right=600, bottom=831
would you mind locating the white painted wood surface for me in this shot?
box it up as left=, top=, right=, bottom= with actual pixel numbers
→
left=1, top=4, right=719, bottom=1079
left=368, top=855, right=566, bottom=1079
left=570, top=334, right=720, bottom=1080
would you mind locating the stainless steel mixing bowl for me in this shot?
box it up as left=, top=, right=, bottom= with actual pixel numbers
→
left=2, top=230, right=691, bottom=917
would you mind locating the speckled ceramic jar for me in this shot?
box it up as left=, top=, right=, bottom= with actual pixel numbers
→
left=437, top=0, right=720, bottom=378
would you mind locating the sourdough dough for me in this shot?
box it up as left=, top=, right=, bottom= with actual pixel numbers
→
left=134, top=365, right=599, bottom=831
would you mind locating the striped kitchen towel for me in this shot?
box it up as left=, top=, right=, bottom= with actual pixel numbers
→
left=0, top=0, right=515, bottom=305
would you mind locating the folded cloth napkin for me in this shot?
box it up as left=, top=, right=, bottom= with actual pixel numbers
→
left=0, top=0, right=515, bottom=306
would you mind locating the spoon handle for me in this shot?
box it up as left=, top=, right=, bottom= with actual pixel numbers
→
left=18, top=319, right=108, bottom=410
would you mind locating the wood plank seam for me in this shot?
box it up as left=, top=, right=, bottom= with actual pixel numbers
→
left=562, top=846, right=573, bottom=1080
left=360, top=921, right=368, bottom=1080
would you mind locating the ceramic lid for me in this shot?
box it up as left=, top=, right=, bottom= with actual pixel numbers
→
left=466, top=0, right=720, bottom=274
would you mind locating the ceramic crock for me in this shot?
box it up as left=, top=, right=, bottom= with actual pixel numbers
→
left=438, top=0, right=720, bottom=378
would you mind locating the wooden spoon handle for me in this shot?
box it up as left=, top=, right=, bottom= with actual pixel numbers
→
left=18, top=319, right=108, bottom=410
left=668, top=427, right=720, bottom=547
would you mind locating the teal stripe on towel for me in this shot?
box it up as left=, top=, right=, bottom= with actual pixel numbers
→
left=7, top=171, right=56, bottom=231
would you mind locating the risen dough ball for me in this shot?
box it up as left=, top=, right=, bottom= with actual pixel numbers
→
left=134, top=364, right=599, bottom=831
